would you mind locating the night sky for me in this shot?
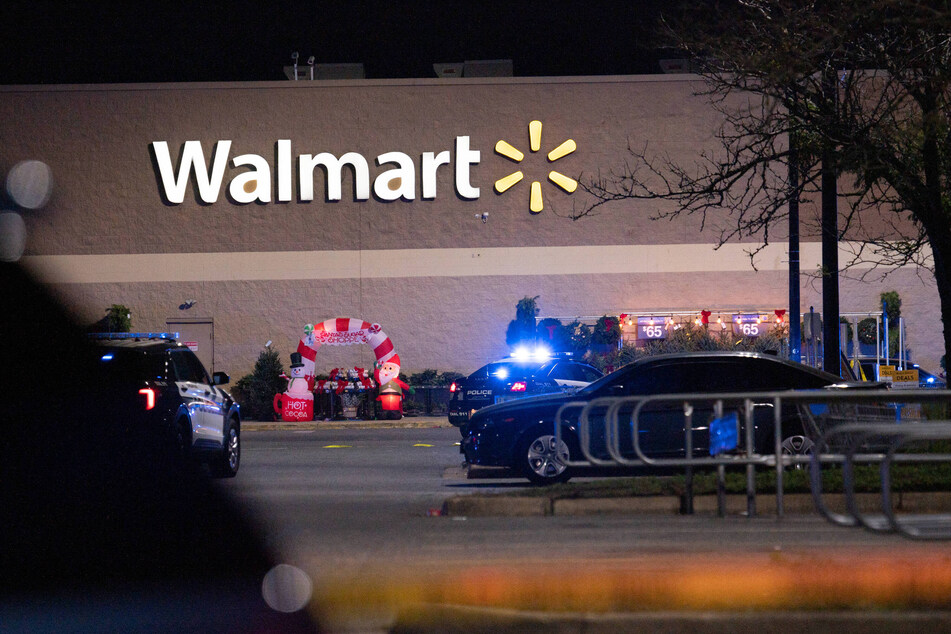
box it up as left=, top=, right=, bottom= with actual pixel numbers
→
left=0, top=1, right=672, bottom=84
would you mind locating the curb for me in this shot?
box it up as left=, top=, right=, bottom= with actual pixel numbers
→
left=242, top=417, right=454, bottom=431
left=441, top=491, right=951, bottom=517
left=392, top=604, right=951, bottom=634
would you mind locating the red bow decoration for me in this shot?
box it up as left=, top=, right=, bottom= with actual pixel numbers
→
left=604, top=318, right=615, bottom=332
left=774, top=309, right=786, bottom=322
left=700, top=310, right=712, bottom=324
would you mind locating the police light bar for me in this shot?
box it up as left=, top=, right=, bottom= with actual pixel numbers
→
left=511, top=345, right=552, bottom=361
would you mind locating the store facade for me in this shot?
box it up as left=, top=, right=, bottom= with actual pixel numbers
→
left=1, top=75, right=940, bottom=376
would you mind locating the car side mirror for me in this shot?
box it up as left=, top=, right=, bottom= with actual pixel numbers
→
left=213, top=371, right=230, bottom=385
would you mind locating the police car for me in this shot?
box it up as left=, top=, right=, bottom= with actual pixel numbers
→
left=447, top=348, right=602, bottom=428
left=90, top=332, right=241, bottom=477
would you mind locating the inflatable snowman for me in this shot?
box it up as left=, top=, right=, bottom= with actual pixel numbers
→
left=273, top=352, right=314, bottom=421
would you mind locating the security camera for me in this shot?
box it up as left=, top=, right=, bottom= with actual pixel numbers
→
left=265, top=340, right=272, bottom=348
left=291, top=52, right=299, bottom=62
left=307, top=56, right=315, bottom=65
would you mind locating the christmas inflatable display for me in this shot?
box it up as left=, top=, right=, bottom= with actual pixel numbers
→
left=297, top=318, right=403, bottom=419
left=315, top=367, right=377, bottom=419
left=375, top=357, right=412, bottom=419
left=273, top=352, right=314, bottom=421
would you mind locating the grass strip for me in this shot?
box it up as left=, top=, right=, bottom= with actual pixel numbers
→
left=506, top=462, right=951, bottom=499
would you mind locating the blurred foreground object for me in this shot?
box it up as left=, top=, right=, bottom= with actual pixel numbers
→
left=0, top=262, right=320, bottom=632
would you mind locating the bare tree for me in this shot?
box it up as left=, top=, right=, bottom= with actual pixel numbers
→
left=578, top=0, right=951, bottom=363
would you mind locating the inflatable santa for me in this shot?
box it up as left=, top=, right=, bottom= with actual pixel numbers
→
left=375, top=354, right=412, bottom=420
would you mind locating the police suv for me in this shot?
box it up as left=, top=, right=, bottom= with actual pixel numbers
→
left=90, top=333, right=241, bottom=477
left=447, top=350, right=602, bottom=428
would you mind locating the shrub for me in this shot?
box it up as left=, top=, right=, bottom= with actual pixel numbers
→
left=440, top=370, right=465, bottom=385
left=536, top=317, right=564, bottom=348
left=591, top=315, right=622, bottom=345
left=407, top=369, right=465, bottom=386
left=586, top=343, right=641, bottom=373
left=232, top=347, right=285, bottom=421
left=505, top=295, right=539, bottom=348
left=881, top=290, right=901, bottom=323
left=642, top=323, right=730, bottom=353
left=562, top=321, right=591, bottom=354
left=858, top=317, right=879, bottom=345
left=839, top=317, right=853, bottom=342
left=107, top=304, right=131, bottom=332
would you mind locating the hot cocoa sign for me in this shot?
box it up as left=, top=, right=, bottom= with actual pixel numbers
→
left=273, top=393, right=312, bottom=422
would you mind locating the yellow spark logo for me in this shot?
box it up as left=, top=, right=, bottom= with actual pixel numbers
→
left=494, top=120, right=577, bottom=213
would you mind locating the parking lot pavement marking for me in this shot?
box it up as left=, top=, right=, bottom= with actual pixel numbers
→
left=413, top=443, right=435, bottom=447
left=323, top=445, right=353, bottom=448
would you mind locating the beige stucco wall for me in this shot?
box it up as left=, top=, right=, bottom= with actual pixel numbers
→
left=0, top=76, right=940, bottom=377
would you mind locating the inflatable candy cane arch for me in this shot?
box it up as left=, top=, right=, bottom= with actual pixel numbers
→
left=297, top=318, right=399, bottom=381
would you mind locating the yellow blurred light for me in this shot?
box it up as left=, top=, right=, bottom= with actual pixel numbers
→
left=548, top=139, right=576, bottom=161
left=529, top=120, right=542, bottom=152
left=548, top=171, right=577, bottom=193
left=495, top=171, right=524, bottom=193
left=530, top=181, right=543, bottom=213
left=495, top=140, right=524, bottom=162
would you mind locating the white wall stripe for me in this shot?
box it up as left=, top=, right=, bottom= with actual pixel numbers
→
left=20, top=242, right=911, bottom=284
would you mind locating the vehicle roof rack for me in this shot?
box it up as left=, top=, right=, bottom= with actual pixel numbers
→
left=87, top=332, right=179, bottom=341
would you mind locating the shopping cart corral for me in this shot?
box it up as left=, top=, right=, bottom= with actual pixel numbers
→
left=555, top=389, right=951, bottom=539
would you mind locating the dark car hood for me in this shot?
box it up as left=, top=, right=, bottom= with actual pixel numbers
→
left=472, top=391, right=578, bottom=420
left=826, top=381, right=889, bottom=390
left=469, top=377, right=884, bottom=422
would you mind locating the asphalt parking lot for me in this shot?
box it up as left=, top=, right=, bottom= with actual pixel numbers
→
left=231, top=421, right=951, bottom=632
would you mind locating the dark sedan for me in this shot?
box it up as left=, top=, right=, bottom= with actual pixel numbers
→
left=461, top=351, right=873, bottom=484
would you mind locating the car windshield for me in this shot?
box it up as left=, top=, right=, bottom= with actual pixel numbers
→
left=577, top=363, right=631, bottom=395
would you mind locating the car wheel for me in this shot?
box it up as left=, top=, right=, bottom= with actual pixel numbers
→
left=170, top=417, right=193, bottom=470
left=211, top=419, right=240, bottom=478
left=780, top=434, right=815, bottom=469
left=518, top=429, right=571, bottom=485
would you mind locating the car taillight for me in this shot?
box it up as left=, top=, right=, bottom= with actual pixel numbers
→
left=138, top=387, right=156, bottom=410
left=449, top=382, right=458, bottom=393
left=511, top=381, right=527, bottom=392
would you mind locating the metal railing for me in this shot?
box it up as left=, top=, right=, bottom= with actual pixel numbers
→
left=555, top=389, right=951, bottom=538
left=401, top=386, right=451, bottom=416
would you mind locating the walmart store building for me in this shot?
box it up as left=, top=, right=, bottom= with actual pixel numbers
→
left=1, top=76, right=941, bottom=376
